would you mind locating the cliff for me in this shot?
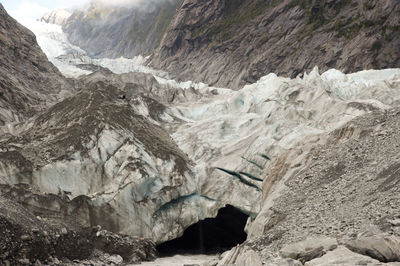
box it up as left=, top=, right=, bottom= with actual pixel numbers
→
left=150, top=0, right=400, bottom=89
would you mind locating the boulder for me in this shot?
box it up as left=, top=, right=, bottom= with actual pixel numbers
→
left=345, top=235, right=400, bottom=262
left=305, top=246, right=380, bottom=266
left=280, top=237, right=338, bottom=263
left=217, top=245, right=262, bottom=266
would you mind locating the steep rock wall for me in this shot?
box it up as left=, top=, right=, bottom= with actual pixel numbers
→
left=150, top=0, right=400, bottom=89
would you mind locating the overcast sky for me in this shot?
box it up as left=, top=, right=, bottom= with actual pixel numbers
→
left=1, top=0, right=87, bottom=25
left=1, top=0, right=158, bottom=26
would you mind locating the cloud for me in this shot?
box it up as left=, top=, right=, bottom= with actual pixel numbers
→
left=8, top=0, right=172, bottom=27
left=7, top=0, right=95, bottom=26
left=89, top=0, right=172, bottom=8
left=8, top=1, right=50, bottom=26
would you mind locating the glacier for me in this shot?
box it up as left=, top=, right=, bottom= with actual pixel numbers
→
left=16, top=18, right=400, bottom=248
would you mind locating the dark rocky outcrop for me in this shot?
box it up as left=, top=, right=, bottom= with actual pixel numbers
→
left=0, top=4, right=72, bottom=125
left=150, top=0, right=400, bottom=89
left=62, top=0, right=183, bottom=58
left=0, top=187, right=157, bottom=265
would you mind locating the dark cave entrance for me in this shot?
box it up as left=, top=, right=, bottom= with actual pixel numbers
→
left=156, top=205, right=249, bottom=255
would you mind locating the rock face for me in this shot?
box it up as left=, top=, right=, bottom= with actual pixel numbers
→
left=61, top=0, right=183, bottom=58
left=150, top=0, right=400, bottom=89
left=0, top=4, right=72, bottom=126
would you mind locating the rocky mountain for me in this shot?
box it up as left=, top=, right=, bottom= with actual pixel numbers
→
left=50, top=0, right=400, bottom=89
left=0, top=4, right=72, bottom=126
left=150, top=0, right=400, bottom=89
left=60, top=0, right=183, bottom=58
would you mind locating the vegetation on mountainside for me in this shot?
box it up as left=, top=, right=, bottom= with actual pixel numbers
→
left=199, top=0, right=383, bottom=43
left=150, top=0, right=184, bottom=46
left=204, top=0, right=279, bottom=41
left=289, top=0, right=400, bottom=53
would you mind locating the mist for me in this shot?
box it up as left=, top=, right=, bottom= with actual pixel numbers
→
left=80, top=0, right=175, bottom=9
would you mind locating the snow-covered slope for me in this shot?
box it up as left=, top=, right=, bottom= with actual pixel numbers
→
left=38, top=9, right=71, bottom=25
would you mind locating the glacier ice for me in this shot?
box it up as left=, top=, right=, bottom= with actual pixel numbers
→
left=12, top=19, right=400, bottom=244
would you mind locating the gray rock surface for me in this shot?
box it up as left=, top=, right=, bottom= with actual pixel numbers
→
left=0, top=4, right=72, bottom=125
left=151, top=0, right=400, bottom=89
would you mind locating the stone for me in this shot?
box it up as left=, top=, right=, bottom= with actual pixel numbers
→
left=345, top=235, right=400, bottom=262
left=33, top=260, right=42, bottom=266
left=280, top=237, right=337, bottom=262
left=18, top=259, right=31, bottom=265
left=20, top=234, right=31, bottom=241
left=217, top=245, right=262, bottom=266
left=61, top=228, right=68, bottom=235
left=305, top=246, right=380, bottom=266
left=389, top=219, right=400, bottom=226
left=108, top=255, right=123, bottom=264
left=267, top=258, right=303, bottom=266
